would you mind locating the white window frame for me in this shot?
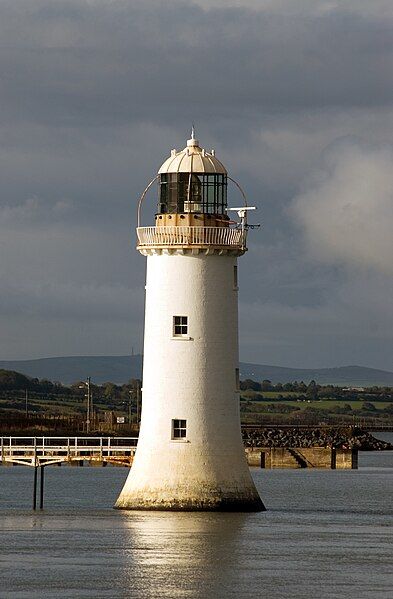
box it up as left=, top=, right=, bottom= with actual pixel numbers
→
left=173, top=315, right=189, bottom=338
left=172, top=418, right=187, bottom=440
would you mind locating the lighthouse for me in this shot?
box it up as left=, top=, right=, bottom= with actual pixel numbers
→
left=115, top=131, right=264, bottom=511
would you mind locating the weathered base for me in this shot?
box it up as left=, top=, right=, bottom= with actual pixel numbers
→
left=115, top=484, right=265, bottom=512
left=114, top=496, right=265, bottom=512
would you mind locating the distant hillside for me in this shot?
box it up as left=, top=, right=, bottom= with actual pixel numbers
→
left=0, top=356, right=392, bottom=386
left=0, top=356, right=142, bottom=385
left=239, top=363, right=393, bottom=387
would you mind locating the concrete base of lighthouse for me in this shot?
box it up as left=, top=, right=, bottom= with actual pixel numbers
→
left=115, top=493, right=264, bottom=512
left=114, top=451, right=265, bottom=511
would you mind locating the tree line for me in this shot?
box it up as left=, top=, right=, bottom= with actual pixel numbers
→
left=0, top=369, right=141, bottom=401
left=240, top=378, right=393, bottom=401
left=1, top=369, right=392, bottom=403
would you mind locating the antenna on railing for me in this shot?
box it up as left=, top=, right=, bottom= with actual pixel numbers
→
left=226, top=207, right=260, bottom=249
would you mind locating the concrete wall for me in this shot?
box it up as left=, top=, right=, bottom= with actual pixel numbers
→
left=334, top=448, right=358, bottom=469
left=245, top=447, right=358, bottom=469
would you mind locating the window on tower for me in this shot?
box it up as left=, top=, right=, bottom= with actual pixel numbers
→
left=173, top=315, right=188, bottom=336
left=172, top=419, right=187, bottom=439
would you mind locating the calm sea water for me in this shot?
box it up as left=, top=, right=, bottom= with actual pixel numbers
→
left=0, top=439, right=392, bottom=598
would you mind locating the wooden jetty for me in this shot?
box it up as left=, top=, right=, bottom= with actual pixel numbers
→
left=0, top=436, right=137, bottom=467
left=0, top=436, right=138, bottom=510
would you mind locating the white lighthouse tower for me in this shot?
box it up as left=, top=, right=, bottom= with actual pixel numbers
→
left=115, top=131, right=264, bottom=511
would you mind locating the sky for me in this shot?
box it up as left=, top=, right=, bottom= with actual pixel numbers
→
left=0, top=0, right=393, bottom=369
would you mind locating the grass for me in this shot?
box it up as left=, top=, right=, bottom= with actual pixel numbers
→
left=282, top=399, right=390, bottom=410
left=242, top=399, right=391, bottom=411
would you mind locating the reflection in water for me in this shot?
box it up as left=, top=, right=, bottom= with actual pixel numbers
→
left=0, top=464, right=392, bottom=598
left=119, top=512, right=250, bottom=598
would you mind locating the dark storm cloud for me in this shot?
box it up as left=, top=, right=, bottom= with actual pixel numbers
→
left=0, top=0, right=392, bottom=129
left=0, top=0, right=392, bottom=368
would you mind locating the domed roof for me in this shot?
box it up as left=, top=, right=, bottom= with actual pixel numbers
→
left=158, top=130, right=227, bottom=175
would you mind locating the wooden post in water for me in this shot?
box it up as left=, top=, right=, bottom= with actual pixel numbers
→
left=33, top=466, right=38, bottom=510
left=40, top=466, right=45, bottom=509
left=331, top=447, right=337, bottom=469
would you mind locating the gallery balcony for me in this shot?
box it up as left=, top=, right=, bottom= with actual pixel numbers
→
left=136, top=226, right=246, bottom=254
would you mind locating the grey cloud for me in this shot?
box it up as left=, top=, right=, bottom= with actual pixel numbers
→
left=196, top=1, right=393, bottom=19
left=0, top=314, right=143, bottom=361
left=240, top=270, right=393, bottom=369
left=0, top=279, right=142, bottom=321
left=240, top=137, right=393, bottom=369
left=290, top=139, right=393, bottom=275
left=0, top=0, right=392, bottom=368
left=0, top=196, right=75, bottom=225
left=0, top=0, right=392, bottom=132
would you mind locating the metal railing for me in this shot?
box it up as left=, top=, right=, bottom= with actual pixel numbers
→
left=0, top=437, right=138, bottom=467
left=136, top=226, right=245, bottom=248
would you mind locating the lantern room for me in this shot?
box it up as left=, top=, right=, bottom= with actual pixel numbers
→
left=156, top=131, right=229, bottom=221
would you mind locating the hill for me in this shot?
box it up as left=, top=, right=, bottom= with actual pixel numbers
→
left=239, top=363, right=393, bottom=387
left=0, top=356, right=392, bottom=386
left=0, top=356, right=142, bottom=385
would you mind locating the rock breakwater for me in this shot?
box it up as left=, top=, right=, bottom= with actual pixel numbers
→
left=242, top=427, right=392, bottom=450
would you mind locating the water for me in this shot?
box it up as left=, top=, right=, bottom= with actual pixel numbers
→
left=0, top=447, right=392, bottom=598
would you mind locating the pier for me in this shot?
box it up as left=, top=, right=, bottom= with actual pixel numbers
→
left=245, top=446, right=358, bottom=469
left=0, top=436, right=137, bottom=468
left=0, top=436, right=138, bottom=510
left=1, top=430, right=386, bottom=509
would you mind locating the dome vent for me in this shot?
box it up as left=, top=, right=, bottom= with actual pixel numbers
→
left=158, top=130, right=227, bottom=175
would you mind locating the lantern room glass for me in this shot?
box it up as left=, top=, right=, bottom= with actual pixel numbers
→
left=158, top=173, right=227, bottom=215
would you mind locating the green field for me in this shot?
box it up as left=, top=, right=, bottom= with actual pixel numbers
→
left=281, top=399, right=390, bottom=410
left=244, top=399, right=391, bottom=410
